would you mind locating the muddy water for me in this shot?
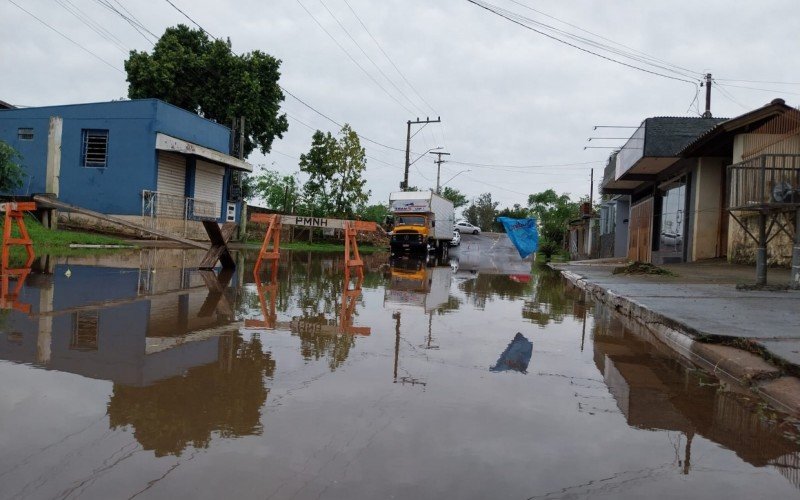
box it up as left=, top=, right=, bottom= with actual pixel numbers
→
left=1, top=249, right=799, bottom=499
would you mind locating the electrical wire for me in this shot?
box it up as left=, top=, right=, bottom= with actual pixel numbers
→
left=465, top=0, right=699, bottom=85
left=93, top=0, right=157, bottom=44
left=55, top=0, right=129, bottom=53
left=714, top=82, right=800, bottom=97
left=318, top=0, right=425, bottom=117
left=162, top=0, right=216, bottom=40
left=340, top=0, right=439, bottom=116
left=295, top=0, right=416, bottom=115
left=7, top=0, right=124, bottom=73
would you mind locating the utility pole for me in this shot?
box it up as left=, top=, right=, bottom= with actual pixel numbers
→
left=431, top=151, right=451, bottom=193
left=403, top=117, right=441, bottom=190
left=589, top=168, right=594, bottom=208
left=702, top=73, right=713, bottom=118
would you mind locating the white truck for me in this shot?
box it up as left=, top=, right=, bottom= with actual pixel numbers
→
left=388, top=191, right=454, bottom=255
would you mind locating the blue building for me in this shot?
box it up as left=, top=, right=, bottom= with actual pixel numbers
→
left=0, top=99, right=251, bottom=236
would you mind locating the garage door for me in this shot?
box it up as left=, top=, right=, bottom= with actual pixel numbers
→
left=194, top=160, right=224, bottom=219
left=156, top=152, right=186, bottom=218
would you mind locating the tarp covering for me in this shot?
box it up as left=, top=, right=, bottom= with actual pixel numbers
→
left=497, top=217, right=539, bottom=258
left=490, top=332, right=533, bottom=374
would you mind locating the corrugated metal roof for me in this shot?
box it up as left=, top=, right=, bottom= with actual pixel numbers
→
left=643, top=117, right=726, bottom=157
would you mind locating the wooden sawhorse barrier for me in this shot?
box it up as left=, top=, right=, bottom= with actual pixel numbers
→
left=1, top=202, right=36, bottom=313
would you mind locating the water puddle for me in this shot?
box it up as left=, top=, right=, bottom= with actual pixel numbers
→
left=0, top=248, right=798, bottom=499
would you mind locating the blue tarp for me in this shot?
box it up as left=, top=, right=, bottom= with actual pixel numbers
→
left=497, top=217, right=539, bottom=258
left=490, top=333, right=533, bottom=374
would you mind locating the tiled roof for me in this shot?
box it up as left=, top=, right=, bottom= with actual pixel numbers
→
left=643, top=117, right=726, bottom=157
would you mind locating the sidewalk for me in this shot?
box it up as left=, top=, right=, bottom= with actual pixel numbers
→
left=550, top=258, right=800, bottom=414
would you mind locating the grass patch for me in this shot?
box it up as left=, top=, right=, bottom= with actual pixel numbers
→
left=612, top=261, right=677, bottom=276
left=2, top=215, right=124, bottom=265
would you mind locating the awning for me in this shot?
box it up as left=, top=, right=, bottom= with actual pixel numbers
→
left=155, top=133, right=253, bottom=172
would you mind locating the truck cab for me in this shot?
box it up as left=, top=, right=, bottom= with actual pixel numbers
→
left=389, top=191, right=454, bottom=256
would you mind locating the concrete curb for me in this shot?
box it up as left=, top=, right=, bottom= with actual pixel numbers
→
left=555, top=267, right=800, bottom=416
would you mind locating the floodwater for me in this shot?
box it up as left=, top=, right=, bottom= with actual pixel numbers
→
left=1, top=247, right=799, bottom=500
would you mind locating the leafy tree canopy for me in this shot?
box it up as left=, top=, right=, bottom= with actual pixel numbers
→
left=246, top=169, right=300, bottom=212
left=464, top=192, right=499, bottom=231
left=125, top=24, right=288, bottom=156
left=0, top=141, right=24, bottom=194
left=358, top=203, right=390, bottom=223
left=527, top=189, right=579, bottom=246
left=300, top=124, right=369, bottom=218
left=441, top=186, right=468, bottom=209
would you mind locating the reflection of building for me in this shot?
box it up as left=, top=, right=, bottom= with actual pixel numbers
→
left=593, top=304, right=800, bottom=488
left=1, top=254, right=240, bottom=386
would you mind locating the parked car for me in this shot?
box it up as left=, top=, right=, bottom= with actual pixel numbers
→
left=449, top=229, right=461, bottom=246
left=455, top=221, right=481, bottom=235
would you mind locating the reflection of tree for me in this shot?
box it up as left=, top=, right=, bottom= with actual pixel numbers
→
left=459, top=274, right=532, bottom=309
left=107, top=334, right=275, bottom=457
left=293, top=313, right=356, bottom=371
left=522, top=265, right=582, bottom=326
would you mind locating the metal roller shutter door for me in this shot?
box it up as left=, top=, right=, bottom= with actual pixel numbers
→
left=156, top=152, right=187, bottom=218
left=194, top=160, right=224, bottom=218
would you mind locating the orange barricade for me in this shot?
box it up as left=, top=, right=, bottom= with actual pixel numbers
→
left=1, top=202, right=36, bottom=270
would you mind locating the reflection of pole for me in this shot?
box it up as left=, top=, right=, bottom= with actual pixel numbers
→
left=393, top=311, right=401, bottom=382
left=683, top=431, right=693, bottom=475
left=427, top=311, right=433, bottom=348
left=37, top=285, right=54, bottom=364
left=756, top=212, right=768, bottom=286
left=791, top=208, right=800, bottom=290
left=580, top=298, right=587, bottom=352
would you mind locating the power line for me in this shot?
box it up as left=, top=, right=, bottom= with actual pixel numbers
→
left=93, top=0, right=157, bottom=44
left=8, top=0, right=124, bottom=73
left=162, top=0, right=217, bottom=40
left=714, top=78, right=800, bottom=85
left=714, top=82, right=800, bottom=97
left=295, top=0, right=416, bottom=115
left=448, top=159, right=603, bottom=169
left=317, top=0, right=425, bottom=116
left=465, top=0, right=699, bottom=86
left=340, top=0, right=439, bottom=116
left=505, top=0, right=703, bottom=79
left=55, top=0, right=128, bottom=53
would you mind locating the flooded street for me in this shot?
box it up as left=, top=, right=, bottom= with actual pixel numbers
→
left=2, top=243, right=799, bottom=499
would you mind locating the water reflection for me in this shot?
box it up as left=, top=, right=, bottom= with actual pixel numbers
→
left=592, top=303, right=800, bottom=488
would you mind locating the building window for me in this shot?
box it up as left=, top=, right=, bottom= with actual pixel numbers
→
left=82, top=129, right=109, bottom=167
left=71, top=311, right=99, bottom=351
left=17, top=128, right=34, bottom=140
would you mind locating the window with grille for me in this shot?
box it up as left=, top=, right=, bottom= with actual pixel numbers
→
left=71, top=311, right=99, bottom=351
left=17, top=127, right=33, bottom=140
left=82, top=129, right=109, bottom=167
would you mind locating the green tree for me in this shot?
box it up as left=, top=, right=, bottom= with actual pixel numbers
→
left=247, top=169, right=300, bottom=211
left=527, top=189, right=579, bottom=253
left=495, top=204, right=530, bottom=232
left=0, top=141, right=24, bottom=193
left=358, top=203, right=389, bottom=223
left=465, top=192, right=499, bottom=231
left=441, top=186, right=468, bottom=209
left=300, top=124, right=369, bottom=218
left=125, top=25, right=288, bottom=156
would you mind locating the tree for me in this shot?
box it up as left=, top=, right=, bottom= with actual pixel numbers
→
left=358, top=203, right=389, bottom=223
left=125, top=25, right=289, bottom=156
left=464, top=192, right=498, bottom=231
left=441, top=186, right=468, bottom=209
left=246, top=169, right=300, bottom=212
left=0, top=141, right=24, bottom=194
left=299, top=124, right=369, bottom=218
left=527, top=189, right=579, bottom=248
left=495, top=204, right=530, bottom=232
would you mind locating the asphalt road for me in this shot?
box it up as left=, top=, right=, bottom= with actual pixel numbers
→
left=450, top=231, right=533, bottom=275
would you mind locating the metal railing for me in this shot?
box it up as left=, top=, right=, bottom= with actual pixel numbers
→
left=728, top=154, right=800, bottom=211
left=142, top=190, right=218, bottom=236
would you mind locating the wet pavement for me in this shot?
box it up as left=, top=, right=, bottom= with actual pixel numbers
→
left=1, top=246, right=800, bottom=499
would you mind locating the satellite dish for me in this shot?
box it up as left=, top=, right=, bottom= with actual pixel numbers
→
left=772, top=181, right=796, bottom=203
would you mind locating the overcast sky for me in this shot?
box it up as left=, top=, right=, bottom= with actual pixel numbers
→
left=3, top=0, right=800, bottom=210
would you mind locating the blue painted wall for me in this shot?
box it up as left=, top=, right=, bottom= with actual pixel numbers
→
left=0, top=99, right=237, bottom=219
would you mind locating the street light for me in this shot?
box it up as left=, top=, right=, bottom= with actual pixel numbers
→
left=439, top=169, right=471, bottom=189
left=400, top=147, right=443, bottom=189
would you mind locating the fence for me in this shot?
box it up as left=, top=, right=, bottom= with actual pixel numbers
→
left=728, top=154, right=800, bottom=211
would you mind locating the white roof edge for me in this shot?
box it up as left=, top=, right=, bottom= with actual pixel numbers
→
left=156, top=133, right=253, bottom=172
left=389, top=191, right=434, bottom=200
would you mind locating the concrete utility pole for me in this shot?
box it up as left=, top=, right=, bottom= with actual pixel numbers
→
left=702, top=73, right=713, bottom=118
left=403, top=117, right=441, bottom=190
left=431, top=151, right=451, bottom=193
left=589, top=168, right=594, bottom=209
